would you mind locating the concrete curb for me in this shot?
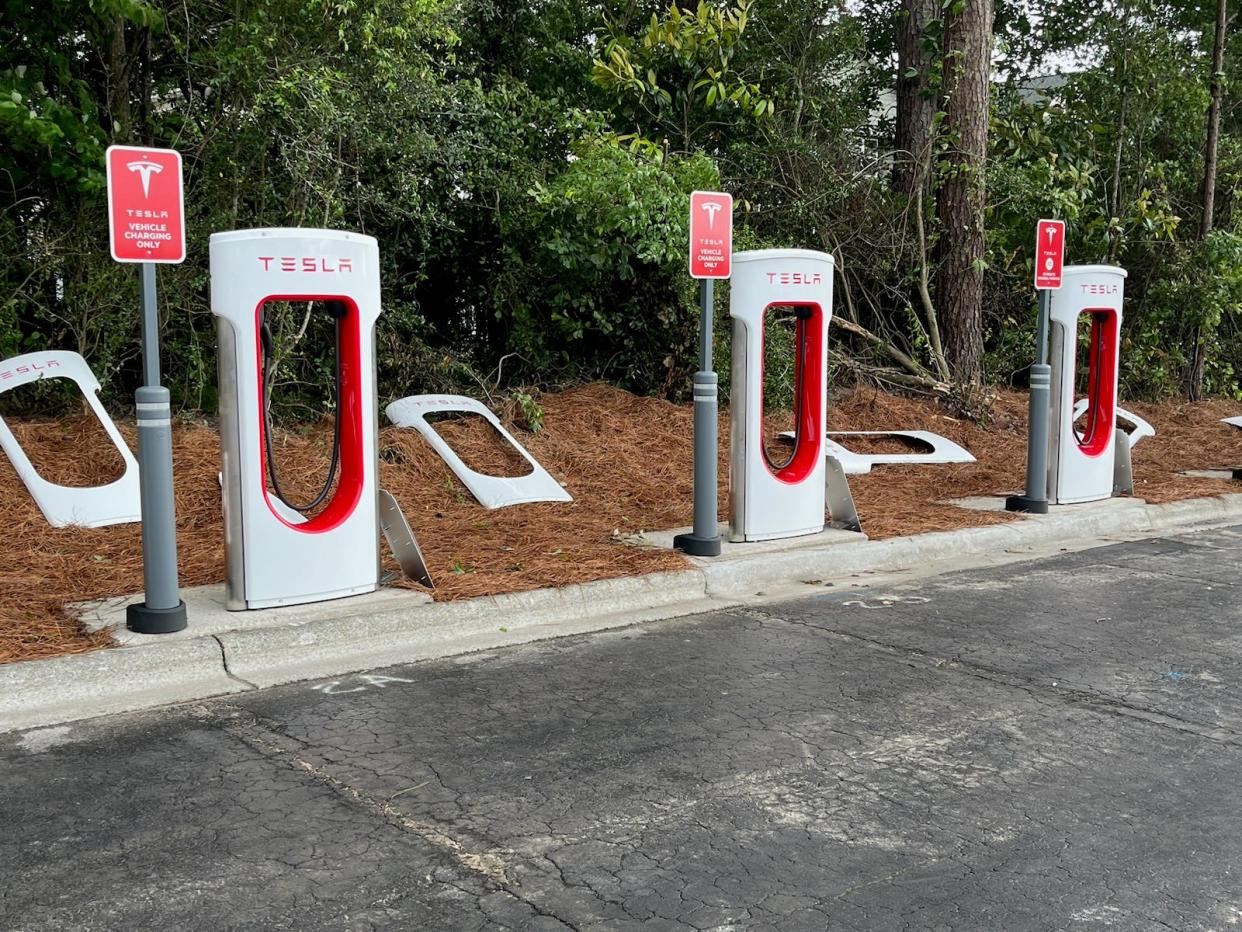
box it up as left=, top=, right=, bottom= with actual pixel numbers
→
left=700, top=498, right=1169, bottom=598
left=218, top=569, right=724, bottom=689
left=1144, top=493, right=1242, bottom=531
left=0, top=638, right=245, bottom=733
left=3, top=492, right=1242, bottom=733
left=708, top=493, right=1242, bottom=596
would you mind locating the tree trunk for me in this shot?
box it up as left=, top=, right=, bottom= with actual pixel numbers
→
left=894, top=0, right=938, bottom=199
left=105, top=15, right=132, bottom=141
left=1110, top=84, right=1127, bottom=224
left=1200, top=0, right=1228, bottom=239
left=1189, top=0, right=1230, bottom=401
left=934, top=0, right=992, bottom=383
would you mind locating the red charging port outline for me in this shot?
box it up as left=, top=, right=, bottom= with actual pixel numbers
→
left=254, top=294, right=365, bottom=533
left=760, top=302, right=825, bottom=484
left=1074, top=307, right=1118, bottom=458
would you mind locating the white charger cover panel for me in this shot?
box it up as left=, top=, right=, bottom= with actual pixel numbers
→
left=1048, top=265, right=1126, bottom=504
left=1073, top=400, right=1154, bottom=450
left=211, top=228, right=381, bottom=609
left=729, top=249, right=833, bottom=541
left=385, top=395, right=571, bottom=509
left=0, top=350, right=140, bottom=527
left=815, top=431, right=975, bottom=475
left=1222, top=416, right=1242, bottom=429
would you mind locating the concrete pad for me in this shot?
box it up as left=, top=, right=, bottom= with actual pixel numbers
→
left=1182, top=469, right=1238, bottom=481
left=946, top=494, right=1149, bottom=515
left=74, top=583, right=435, bottom=646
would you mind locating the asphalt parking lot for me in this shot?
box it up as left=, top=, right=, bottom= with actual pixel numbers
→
left=4, top=525, right=1241, bottom=931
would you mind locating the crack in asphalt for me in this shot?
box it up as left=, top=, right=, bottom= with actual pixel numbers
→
left=198, top=703, right=586, bottom=932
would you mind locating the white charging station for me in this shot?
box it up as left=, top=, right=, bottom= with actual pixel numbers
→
left=210, top=228, right=382, bottom=609
left=1047, top=264, right=1126, bottom=504
left=729, top=249, right=834, bottom=541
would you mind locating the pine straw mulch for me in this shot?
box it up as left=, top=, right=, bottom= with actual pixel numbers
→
left=2, top=383, right=1241, bottom=665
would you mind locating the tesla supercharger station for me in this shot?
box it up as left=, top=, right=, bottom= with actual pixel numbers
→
left=210, top=228, right=381, bottom=609
left=1047, top=264, right=1126, bottom=504
left=729, top=249, right=834, bottom=541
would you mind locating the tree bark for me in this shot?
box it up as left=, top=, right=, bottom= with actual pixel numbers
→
left=934, top=0, right=993, bottom=383
left=1189, top=0, right=1231, bottom=400
left=1200, top=0, right=1228, bottom=239
left=894, top=0, right=938, bottom=199
left=1110, top=83, right=1127, bottom=224
left=105, top=15, right=132, bottom=141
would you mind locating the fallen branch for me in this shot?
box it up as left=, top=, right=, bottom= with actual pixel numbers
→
left=916, top=189, right=952, bottom=382
left=829, top=344, right=951, bottom=395
left=831, top=315, right=943, bottom=383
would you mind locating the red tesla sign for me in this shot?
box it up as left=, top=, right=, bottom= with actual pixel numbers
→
left=689, top=191, right=733, bottom=279
left=1034, top=219, right=1065, bottom=289
left=106, top=145, right=186, bottom=264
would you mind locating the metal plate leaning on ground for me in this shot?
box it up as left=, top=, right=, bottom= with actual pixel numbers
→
left=778, top=429, right=976, bottom=476
left=385, top=395, right=573, bottom=509
left=378, top=489, right=435, bottom=589
left=824, top=455, right=863, bottom=533
left=0, top=350, right=141, bottom=527
left=1075, top=400, right=1155, bottom=450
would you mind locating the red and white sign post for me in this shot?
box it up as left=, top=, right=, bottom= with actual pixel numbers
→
left=105, top=145, right=187, bottom=633
left=689, top=191, right=733, bottom=279
left=676, top=192, right=734, bottom=558
left=1007, top=219, right=1067, bottom=516
left=106, top=146, right=186, bottom=264
left=1034, top=218, right=1065, bottom=290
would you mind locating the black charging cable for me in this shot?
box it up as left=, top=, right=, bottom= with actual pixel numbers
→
left=259, top=300, right=347, bottom=513
left=1075, top=313, right=1105, bottom=445
left=764, top=306, right=815, bottom=472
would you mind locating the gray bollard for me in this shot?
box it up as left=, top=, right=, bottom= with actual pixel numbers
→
left=690, top=369, right=719, bottom=535
left=1007, top=290, right=1053, bottom=515
left=126, top=384, right=187, bottom=633
left=675, top=278, right=723, bottom=557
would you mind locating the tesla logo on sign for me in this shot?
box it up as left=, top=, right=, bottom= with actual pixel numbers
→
left=689, top=191, right=733, bottom=279
left=127, top=160, right=163, bottom=197
left=1034, top=219, right=1065, bottom=290
left=106, top=145, right=186, bottom=264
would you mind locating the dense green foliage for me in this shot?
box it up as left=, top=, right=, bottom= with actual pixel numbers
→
left=1, top=0, right=1239, bottom=417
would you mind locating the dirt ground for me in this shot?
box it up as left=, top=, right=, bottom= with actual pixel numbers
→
left=2, top=383, right=1240, bottom=665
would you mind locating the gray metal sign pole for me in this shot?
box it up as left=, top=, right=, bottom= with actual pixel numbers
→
left=1006, top=288, right=1052, bottom=514
left=126, top=262, right=187, bottom=633
left=674, top=278, right=723, bottom=556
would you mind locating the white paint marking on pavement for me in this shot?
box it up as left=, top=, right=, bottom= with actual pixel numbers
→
left=311, top=673, right=415, bottom=696
left=842, top=595, right=931, bottom=610
left=311, top=681, right=368, bottom=696
left=357, top=674, right=414, bottom=688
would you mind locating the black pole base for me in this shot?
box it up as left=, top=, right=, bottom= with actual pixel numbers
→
left=1004, top=494, right=1050, bottom=515
left=127, top=600, right=188, bottom=634
left=673, top=532, right=722, bottom=558
left=1232, top=467, right=1242, bottom=481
